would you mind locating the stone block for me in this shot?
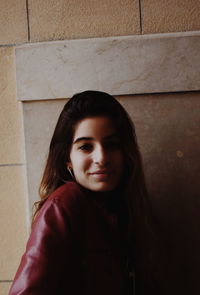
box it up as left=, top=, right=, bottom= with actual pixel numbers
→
left=29, top=0, right=140, bottom=42
left=0, top=47, right=25, bottom=164
left=0, top=103, right=25, bottom=165
left=0, top=165, right=28, bottom=279
left=0, top=0, right=28, bottom=44
left=15, top=32, right=200, bottom=101
left=141, top=0, right=200, bottom=33
left=1, top=283, right=11, bottom=295
left=0, top=47, right=16, bottom=104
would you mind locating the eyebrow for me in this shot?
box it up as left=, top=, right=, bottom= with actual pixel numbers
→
left=73, top=134, right=119, bottom=144
left=73, top=137, right=93, bottom=144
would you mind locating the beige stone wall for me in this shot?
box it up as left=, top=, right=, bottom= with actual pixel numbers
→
left=0, top=1, right=199, bottom=294
left=28, top=0, right=140, bottom=42
left=0, top=47, right=28, bottom=292
left=1, top=283, right=11, bottom=295
left=141, top=0, right=200, bottom=34
left=1, top=0, right=200, bottom=45
left=0, top=0, right=28, bottom=45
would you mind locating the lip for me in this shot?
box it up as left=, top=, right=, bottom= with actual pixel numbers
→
left=89, top=170, right=112, bottom=181
left=89, top=170, right=111, bottom=175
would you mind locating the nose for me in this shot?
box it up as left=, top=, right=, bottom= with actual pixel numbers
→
left=93, top=145, right=109, bottom=166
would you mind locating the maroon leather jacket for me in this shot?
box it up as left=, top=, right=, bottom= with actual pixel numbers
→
left=9, top=181, right=131, bottom=295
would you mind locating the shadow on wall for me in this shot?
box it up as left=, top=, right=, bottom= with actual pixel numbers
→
left=132, top=92, right=200, bottom=295
left=149, top=153, right=200, bottom=294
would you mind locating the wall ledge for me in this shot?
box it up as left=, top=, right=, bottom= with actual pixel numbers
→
left=15, top=30, right=200, bottom=101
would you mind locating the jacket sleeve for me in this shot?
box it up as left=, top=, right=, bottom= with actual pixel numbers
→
left=8, top=197, right=75, bottom=295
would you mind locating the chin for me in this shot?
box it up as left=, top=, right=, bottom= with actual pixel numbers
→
left=88, top=182, right=118, bottom=192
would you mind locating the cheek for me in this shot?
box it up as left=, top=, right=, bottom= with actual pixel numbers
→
left=71, top=153, right=91, bottom=171
left=81, top=155, right=92, bottom=169
left=69, top=150, right=79, bottom=171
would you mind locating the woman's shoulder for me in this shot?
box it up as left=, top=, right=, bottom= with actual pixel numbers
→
left=34, top=182, right=86, bottom=225
left=48, top=181, right=85, bottom=208
left=50, top=181, right=84, bottom=198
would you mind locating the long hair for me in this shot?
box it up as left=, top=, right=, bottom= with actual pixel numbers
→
left=34, top=90, right=155, bottom=288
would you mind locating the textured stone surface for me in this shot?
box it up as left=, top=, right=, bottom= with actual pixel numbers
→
left=0, top=47, right=18, bottom=105
left=141, top=0, right=200, bottom=34
left=0, top=165, right=28, bottom=279
left=0, top=47, right=28, bottom=281
left=1, top=283, right=12, bottom=295
left=29, top=0, right=140, bottom=42
left=0, top=47, right=25, bottom=164
left=0, top=0, right=28, bottom=44
left=0, top=102, right=25, bottom=164
left=15, top=32, right=200, bottom=101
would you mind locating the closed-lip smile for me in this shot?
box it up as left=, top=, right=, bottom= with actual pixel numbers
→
left=89, top=170, right=110, bottom=175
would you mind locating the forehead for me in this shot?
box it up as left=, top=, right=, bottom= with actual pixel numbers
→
left=73, top=116, right=117, bottom=139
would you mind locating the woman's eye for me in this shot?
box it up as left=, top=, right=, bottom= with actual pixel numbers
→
left=78, top=144, right=92, bottom=151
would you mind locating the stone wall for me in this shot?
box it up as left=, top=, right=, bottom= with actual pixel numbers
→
left=0, top=47, right=28, bottom=293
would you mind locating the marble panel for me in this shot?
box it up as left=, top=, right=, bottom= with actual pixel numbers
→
left=15, top=32, right=200, bottom=101
left=23, top=100, right=67, bottom=209
left=118, top=92, right=200, bottom=199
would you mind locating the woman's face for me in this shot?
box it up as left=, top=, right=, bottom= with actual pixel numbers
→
left=68, top=116, right=124, bottom=192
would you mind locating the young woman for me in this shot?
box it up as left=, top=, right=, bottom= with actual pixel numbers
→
left=9, top=91, right=156, bottom=295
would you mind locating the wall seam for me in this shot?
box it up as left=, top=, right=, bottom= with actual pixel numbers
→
left=0, top=280, right=13, bottom=282
left=26, top=0, right=31, bottom=41
left=0, top=163, right=24, bottom=167
left=139, top=0, right=143, bottom=34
